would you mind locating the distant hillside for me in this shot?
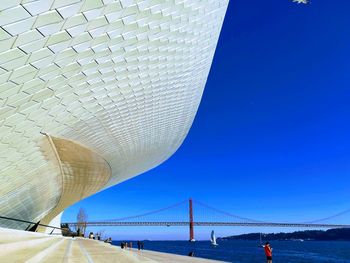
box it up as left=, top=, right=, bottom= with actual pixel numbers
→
left=220, top=228, right=350, bottom=241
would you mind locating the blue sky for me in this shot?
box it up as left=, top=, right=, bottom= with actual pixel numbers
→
left=63, top=0, right=350, bottom=240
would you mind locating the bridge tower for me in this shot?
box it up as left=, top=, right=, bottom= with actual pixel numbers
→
left=189, top=198, right=195, bottom=242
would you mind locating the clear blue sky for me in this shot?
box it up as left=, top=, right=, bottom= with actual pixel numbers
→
left=63, top=0, right=350, bottom=240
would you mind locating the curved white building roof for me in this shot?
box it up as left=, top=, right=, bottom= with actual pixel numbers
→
left=0, top=0, right=228, bottom=231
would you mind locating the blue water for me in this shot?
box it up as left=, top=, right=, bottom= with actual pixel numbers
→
left=112, top=240, right=350, bottom=262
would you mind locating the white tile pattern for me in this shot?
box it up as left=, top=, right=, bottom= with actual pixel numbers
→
left=0, top=0, right=228, bottom=229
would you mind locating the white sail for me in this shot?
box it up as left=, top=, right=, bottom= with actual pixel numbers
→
left=211, top=230, right=218, bottom=246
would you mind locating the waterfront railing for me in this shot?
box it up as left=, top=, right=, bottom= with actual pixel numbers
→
left=0, top=215, right=65, bottom=235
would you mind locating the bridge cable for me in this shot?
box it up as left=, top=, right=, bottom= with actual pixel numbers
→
left=303, top=208, right=350, bottom=224
left=194, top=200, right=266, bottom=223
left=95, top=199, right=188, bottom=222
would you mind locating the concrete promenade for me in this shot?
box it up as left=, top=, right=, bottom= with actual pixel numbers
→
left=0, top=228, right=224, bottom=262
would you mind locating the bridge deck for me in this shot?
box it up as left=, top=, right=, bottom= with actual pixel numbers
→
left=66, top=221, right=350, bottom=228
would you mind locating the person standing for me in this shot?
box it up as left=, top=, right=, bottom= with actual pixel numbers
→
left=264, top=242, right=273, bottom=263
left=137, top=241, right=141, bottom=250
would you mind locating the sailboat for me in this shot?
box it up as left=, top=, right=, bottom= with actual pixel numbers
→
left=211, top=230, right=218, bottom=246
left=258, top=233, right=265, bottom=247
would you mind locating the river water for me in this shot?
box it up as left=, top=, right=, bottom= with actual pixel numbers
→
left=113, top=240, right=350, bottom=262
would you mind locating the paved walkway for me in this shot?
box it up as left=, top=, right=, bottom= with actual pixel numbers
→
left=0, top=228, right=223, bottom=262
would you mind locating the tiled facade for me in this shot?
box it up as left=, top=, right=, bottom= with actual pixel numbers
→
left=0, top=0, right=228, bottom=230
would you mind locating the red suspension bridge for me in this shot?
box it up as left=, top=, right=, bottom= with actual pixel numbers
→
left=63, top=199, right=350, bottom=241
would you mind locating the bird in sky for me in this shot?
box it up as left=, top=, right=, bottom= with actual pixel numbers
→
left=293, top=0, right=309, bottom=4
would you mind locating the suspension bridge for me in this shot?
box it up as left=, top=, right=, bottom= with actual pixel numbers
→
left=63, top=199, right=350, bottom=241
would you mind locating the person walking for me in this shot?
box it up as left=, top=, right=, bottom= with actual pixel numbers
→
left=264, top=242, right=273, bottom=263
